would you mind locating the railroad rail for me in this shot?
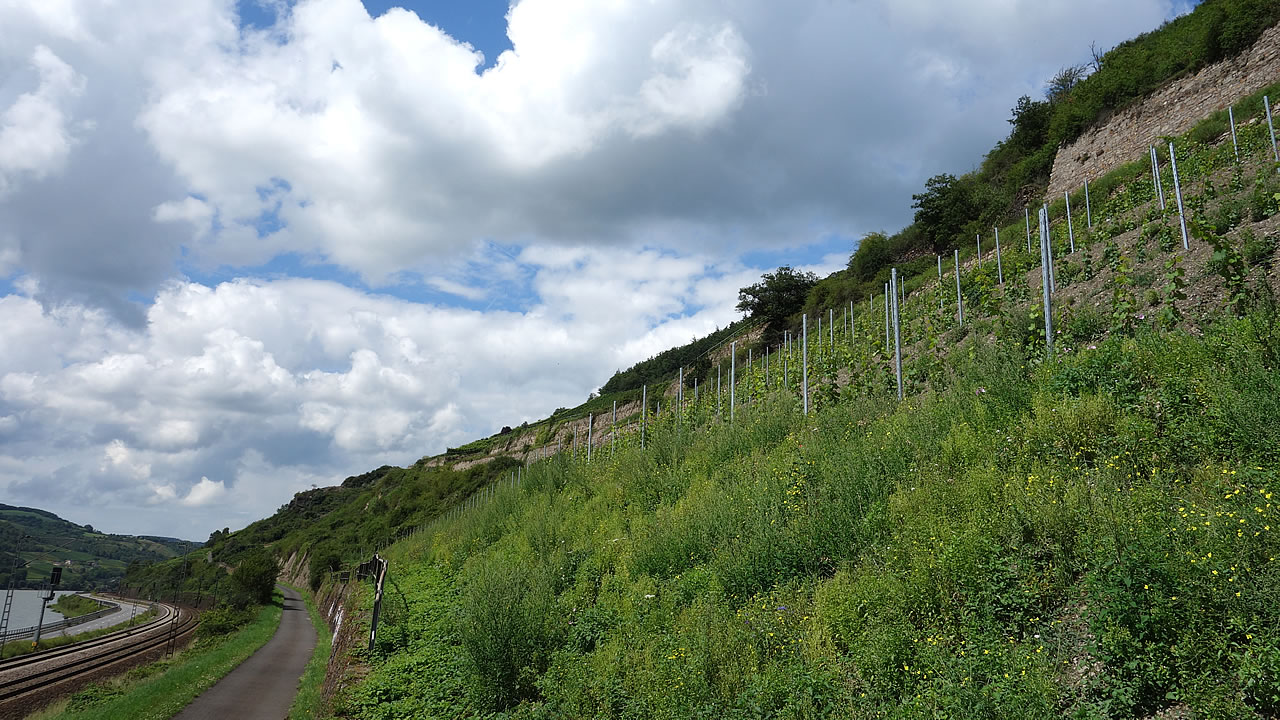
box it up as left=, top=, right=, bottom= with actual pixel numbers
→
left=0, top=602, right=198, bottom=719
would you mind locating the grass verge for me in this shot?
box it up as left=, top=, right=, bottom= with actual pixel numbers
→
left=40, top=592, right=283, bottom=720
left=284, top=582, right=333, bottom=720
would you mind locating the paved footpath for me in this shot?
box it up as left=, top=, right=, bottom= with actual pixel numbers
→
left=172, top=584, right=317, bottom=720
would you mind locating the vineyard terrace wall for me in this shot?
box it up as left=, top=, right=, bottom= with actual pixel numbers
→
left=1048, top=21, right=1280, bottom=198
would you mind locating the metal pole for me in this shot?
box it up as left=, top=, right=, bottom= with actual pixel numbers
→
left=802, top=314, right=809, bottom=416
left=884, top=283, right=890, bottom=352
left=1065, top=191, right=1075, bottom=253
left=954, top=249, right=963, bottom=326
left=937, top=255, right=943, bottom=310
left=1169, top=141, right=1189, bottom=250
left=891, top=269, right=902, bottom=401
left=730, top=342, right=736, bottom=423
left=1229, top=105, right=1240, bottom=163
left=1267, top=96, right=1279, bottom=162
left=678, top=367, right=683, bottom=418
left=1152, top=146, right=1166, bottom=210
left=1085, top=179, right=1092, bottom=229
left=32, top=583, right=51, bottom=647
left=1045, top=203, right=1056, bottom=293
left=994, top=226, right=1003, bottom=285
left=1040, top=207, right=1053, bottom=358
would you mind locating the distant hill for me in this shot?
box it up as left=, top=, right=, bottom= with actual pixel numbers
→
left=0, top=504, right=200, bottom=591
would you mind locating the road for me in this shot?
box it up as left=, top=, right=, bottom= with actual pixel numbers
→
left=171, top=584, right=317, bottom=720
left=42, top=595, right=152, bottom=638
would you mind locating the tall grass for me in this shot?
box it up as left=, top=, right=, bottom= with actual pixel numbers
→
left=346, top=302, right=1280, bottom=719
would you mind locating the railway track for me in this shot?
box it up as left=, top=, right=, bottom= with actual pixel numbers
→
left=0, top=602, right=199, bottom=718
left=0, top=602, right=172, bottom=674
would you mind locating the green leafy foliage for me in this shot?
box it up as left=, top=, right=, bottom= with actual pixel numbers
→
left=231, top=548, right=279, bottom=607
left=736, top=266, right=820, bottom=341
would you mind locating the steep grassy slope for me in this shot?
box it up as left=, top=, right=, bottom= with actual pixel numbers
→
left=342, top=310, right=1280, bottom=719
left=323, top=31, right=1280, bottom=718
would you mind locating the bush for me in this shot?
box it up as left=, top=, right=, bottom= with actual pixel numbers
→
left=308, top=544, right=342, bottom=592
left=231, top=548, right=279, bottom=607
left=455, top=552, right=566, bottom=709
left=197, top=604, right=254, bottom=639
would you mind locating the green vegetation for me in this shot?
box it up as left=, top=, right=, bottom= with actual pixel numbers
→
left=327, top=13, right=1280, bottom=715
left=287, top=582, right=335, bottom=720
left=108, top=7, right=1280, bottom=718
left=343, top=300, right=1280, bottom=718
left=49, top=594, right=102, bottom=618
left=0, top=504, right=199, bottom=590
left=44, top=591, right=284, bottom=720
left=600, top=320, right=751, bottom=395
left=736, top=267, right=819, bottom=342
left=784, top=0, right=1280, bottom=329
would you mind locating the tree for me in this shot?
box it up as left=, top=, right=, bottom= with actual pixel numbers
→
left=1006, top=95, right=1051, bottom=154
left=912, top=174, right=977, bottom=254
left=736, top=266, right=819, bottom=338
left=231, top=548, right=278, bottom=606
left=1045, top=64, right=1087, bottom=103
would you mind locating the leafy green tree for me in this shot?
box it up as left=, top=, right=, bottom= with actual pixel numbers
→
left=912, top=174, right=977, bottom=254
left=231, top=548, right=278, bottom=606
left=308, top=544, right=343, bottom=591
left=1006, top=95, right=1051, bottom=154
left=736, top=266, right=819, bottom=339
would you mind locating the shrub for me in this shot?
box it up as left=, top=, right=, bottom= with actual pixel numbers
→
left=197, top=604, right=254, bottom=639
left=231, top=548, right=279, bottom=607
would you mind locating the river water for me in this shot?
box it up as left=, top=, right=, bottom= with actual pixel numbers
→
left=2, top=590, right=76, bottom=632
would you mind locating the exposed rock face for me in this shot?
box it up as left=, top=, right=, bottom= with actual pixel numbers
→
left=1048, top=22, right=1280, bottom=199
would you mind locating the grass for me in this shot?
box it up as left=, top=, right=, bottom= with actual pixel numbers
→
left=49, top=594, right=102, bottom=618
left=39, top=592, right=283, bottom=720
left=343, top=297, right=1280, bottom=719
left=286, top=582, right=333, bottom=720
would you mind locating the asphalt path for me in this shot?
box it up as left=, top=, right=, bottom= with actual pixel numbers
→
left=172, top=584, right=317, bottom=720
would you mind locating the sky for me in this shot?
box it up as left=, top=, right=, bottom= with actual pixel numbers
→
left=0, top=0, right=1194, bottom=540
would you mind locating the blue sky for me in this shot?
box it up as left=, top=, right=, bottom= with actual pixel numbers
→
left=0, top=0, right=1194, bottom=537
